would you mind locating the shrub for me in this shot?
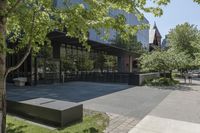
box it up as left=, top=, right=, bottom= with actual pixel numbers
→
left=172, top=72, right=182, bottom=78
left=143, top=77, right=179, bottom=86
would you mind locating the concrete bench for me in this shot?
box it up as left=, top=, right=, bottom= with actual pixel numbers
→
left=7, top=98, right=83, bottom=127
left=13, top=77, right=27, bottom=86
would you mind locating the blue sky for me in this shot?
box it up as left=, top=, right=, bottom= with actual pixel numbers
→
left=144, top=0, right=200, bottom=38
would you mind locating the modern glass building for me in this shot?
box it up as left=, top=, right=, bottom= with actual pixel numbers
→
left=55, top=0, right=149, bottom=48
left=7, top=0, right=150, bottom=85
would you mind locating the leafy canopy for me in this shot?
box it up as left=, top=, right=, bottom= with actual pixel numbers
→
left=140, top=22, right=200, bottom=76
left=4, top=0, right=172, bottom=54
left=168, top=22, right=200, bottom=58
left=139, top=49, right=192, bottom=73
left=113, top=33, right=147, bottom=54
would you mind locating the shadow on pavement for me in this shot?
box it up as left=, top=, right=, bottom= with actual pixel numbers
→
left=7, top=82, right=132, bottom=103
left=155, top=85, right=194, bottom=91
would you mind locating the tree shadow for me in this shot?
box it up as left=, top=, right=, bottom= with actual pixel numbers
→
left=7, top=82, right=132, bottom=103
left=6, top=123, right=27, bottom=133
left=82, top=127, right=99, bottom=133
left=155, top=85, right=194, bottom=91
left=61, top=127, right=99, bottom=133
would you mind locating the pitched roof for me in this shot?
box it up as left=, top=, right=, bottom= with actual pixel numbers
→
left=149, top=23, right=162, bottom=44
left=149, top=27, right=156, bottom=44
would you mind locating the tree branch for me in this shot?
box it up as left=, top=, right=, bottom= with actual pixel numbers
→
left=5, top=10, right=36, bottom=78
left=6, top=0, right=22, bottom=16
left=5, top=45, right=32, bottom=78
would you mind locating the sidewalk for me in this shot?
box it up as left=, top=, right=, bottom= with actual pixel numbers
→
left=129, top=115, right=200, bottom=133
left=129, top=80, right=200, bottom=133
left=105, top=113, right=138, bottom=133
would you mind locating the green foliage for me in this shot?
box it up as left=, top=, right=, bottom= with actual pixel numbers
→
left=172, top=72, right=182, bottom=78
left=61, top=57, right=76, bottom=72
left=140, top=22, right=200, bottom=73
left=94, top=53, right=105, bottom=72
left=144, top=77, right=180, bottom=86
left=61, top=53, right=94, bottom=72
left=39, top=45, right=53, bottom=58
left=113, top=34, right=147, bottom=54
left=139, top=49, right=192, bottom=73
left=77, top=53, right=94, bottom=71
left=94, top=53, right=117, bottom=72
left=194, top=0, right=200, bottom=4
left=104, top=55, right=117, bottom=71
left=4, top=0, right=171, bottom=55
left=168, top=22, right=200, bottom=59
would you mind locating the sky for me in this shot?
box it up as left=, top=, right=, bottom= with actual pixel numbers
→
left=144, top=0, right=200, bottom=38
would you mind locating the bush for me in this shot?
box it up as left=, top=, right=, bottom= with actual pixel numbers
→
left=172, top=72, right=182, bottom=78
left=143, top=77, right=179, bottom=86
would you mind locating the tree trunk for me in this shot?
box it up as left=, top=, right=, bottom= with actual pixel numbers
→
left=169, top=70, right=173, bottom=80
left=0, top=0, right=34, bottom=132
left=0, top=0, right=7, bottom=132
left=0, top=67, right=6, bottom=133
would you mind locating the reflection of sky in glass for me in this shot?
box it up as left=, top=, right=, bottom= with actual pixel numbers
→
left=55, top=0, right=150, bottom=47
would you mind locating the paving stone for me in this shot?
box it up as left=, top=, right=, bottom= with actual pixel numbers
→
left=105, top=113, right=138, bottom=133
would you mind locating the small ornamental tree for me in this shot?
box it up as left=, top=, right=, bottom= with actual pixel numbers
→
left=139, top=49, right=192, bottom=78
left=77, top=53, right=94, bottom=71
left=104, top=55, right=117, bottom=72
left=94, top=53, right=106, bottom=72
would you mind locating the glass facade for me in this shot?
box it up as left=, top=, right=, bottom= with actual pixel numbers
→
left=54, top=0, right=149, bottom=48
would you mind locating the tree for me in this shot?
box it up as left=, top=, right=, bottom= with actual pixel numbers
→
left=168, top=22, right=200, bottom=58
left=61, top=57, right=76, bottom=72
left=93, top=53, right=117, bottom=72
left=192, top=36, right=200, bottom=67
left=104, top=55, right=117, bottom=72
left=0, top=0, right=181, bottom=132
left=94, top=53, right=106, bottom=72
left=140, top=22, right=200, bottom=78
left=139, top=49, right=192, bottom=78
left=77, top=53, right=94, bottom=71
left=113, top=33, right=147, bottom=54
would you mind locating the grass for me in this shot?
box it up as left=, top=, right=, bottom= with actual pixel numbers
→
left=6, top=110, right=109, bottom=133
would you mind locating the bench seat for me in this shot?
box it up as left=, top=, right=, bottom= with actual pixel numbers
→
left=7, top=98, right=83, bottom=127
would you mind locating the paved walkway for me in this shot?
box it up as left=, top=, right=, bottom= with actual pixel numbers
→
left=81, top=86, right=171, bottom=119
left=105, top=113, right=138, bottom=133
left=8, top=82, right=171, bottom=120
left=129, top=115, right=200, bottom=133
left=7, top=82, right=172, bottom=133
left=129, top=79, right=200, bottom=133
left=9, top=80, right=200, bottom=133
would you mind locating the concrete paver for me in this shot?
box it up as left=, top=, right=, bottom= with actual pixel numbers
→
left=82, top=86, right=171, bottom=119
left=105, top=113, right=138, bottom=133
left=129, top=80, right=200, bottom=133
left=129, top=115, right=200, bottom=133
left=150, top=89, right=200, bottom=124
left=7, top=82, right=178, bottom=133
left=8, top=82, right=171, bottom=119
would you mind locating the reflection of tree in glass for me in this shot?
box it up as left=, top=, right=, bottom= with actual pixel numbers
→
left=112, top=34, right=147, bottom=54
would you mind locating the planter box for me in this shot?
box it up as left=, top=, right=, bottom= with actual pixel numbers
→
left=7, top=98, right=83, bottom=127
left=13, top=77, right=27, bottom=86
left=128, top=72, right=160, bottom=86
